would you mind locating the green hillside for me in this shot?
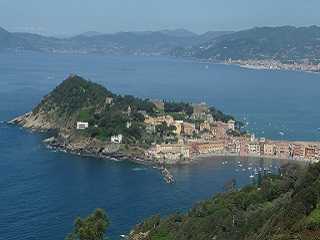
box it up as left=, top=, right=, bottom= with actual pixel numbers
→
left=130, top=162, right=320, bottom=240
left=174, top=26, right=320, bottom=63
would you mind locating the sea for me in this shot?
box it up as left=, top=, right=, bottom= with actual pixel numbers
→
left=0, top=51, right=319, bottom=240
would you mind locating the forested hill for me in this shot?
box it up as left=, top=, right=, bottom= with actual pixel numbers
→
left=16, top=75, right=234, bottom=145
left=129, top=162, right=320, bottom=240
left=172, top=26, right=320, bottom=63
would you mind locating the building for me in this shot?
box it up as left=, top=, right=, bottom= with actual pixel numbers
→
left=111, top=134, right=123, bottom=144
left=275, top=141, right=290, bottom=159
left=195, top=141, right=225, bottom=154
left=264, top=142, right=276, bottom=156
left=153, top=144, right=190, bottom=161
left=248, top=142, right=260, bottom=156
left=225, top=138, right=241, bottom=154
left=227, top=120, right=236, bottom=131
left=182, top=122, right=196, bottom=136
left=76, top=122, right=89, bottom=130
left=105, top=97, right=113, bottom=105
left=173, top=121, right=183, bottom=135
left=200, top=121, right=211, bottom=132
left=305, top=144, right=318, bottom=160
left=292, top=143, right=305, bottom=159
left=212, top=122, right=228, bottom=139
left=144, top=115, right=175, bottom=126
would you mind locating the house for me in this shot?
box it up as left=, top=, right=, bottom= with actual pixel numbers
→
left=105, top=97, right=113, bottom=105
left=304, top=144, right=318, bottom=160
left=195, top=141, right=225, bottom=154
left=274, top=141, right=290, bottom=159
left=292, top=143, right=305, bottom=159
left=182, top=122, right=196, bottom=136
left=263, top=143, right=275, bottom=156
left=200, top=121, right=211, bottom=132
left=111, top=134, right=123, bottom=144
left=173, top=121, right=183, bottom=135
left=248, top=142, right=260, bottom=156
left=153, top=144, right=190, bottom=161
left=76, top=122, right=89, bottom=130
left=227, top=120, right=236, bottom=131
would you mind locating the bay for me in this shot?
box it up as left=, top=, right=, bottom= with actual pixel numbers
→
left=0, top=51, right=319, bottom=240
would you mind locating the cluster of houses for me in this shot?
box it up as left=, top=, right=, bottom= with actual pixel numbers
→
left=75, top=99, right=320, bottom=164
left=144, top=102, right=320, bottom=164
left=147, top=132, right=320, bottom=164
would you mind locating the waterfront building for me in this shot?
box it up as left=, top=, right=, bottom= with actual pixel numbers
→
left=153, top=144, right=190, bottom=161
left=226, top=138, right=241, bottom=154
left=248, top=142, right=260, bottom=156
left=263, top=142, right=276, bottom=156
left=304, top=144, right=318, bottom=160
left=76, top=122, right=89, bottom=130
left=275, top=141, right=291, bottom=159
left=292, top=143, right=305, bottom=159
left=195, top=141, right=225, bottom=155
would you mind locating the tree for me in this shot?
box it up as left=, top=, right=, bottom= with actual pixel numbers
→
left=66, top=209, right=109, bottom=240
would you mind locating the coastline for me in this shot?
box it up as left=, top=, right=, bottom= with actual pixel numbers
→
left=174, top=56, right=320, bottom=74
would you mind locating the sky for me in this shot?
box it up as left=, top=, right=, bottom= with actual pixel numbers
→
left=0, top=0, right=320, bottom=36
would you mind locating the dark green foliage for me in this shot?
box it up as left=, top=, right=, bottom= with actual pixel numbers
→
left=131, top=162, right=320, bottom=240
left=209, top=106, right=234, bottom=122
left=35, top=75, right=112, bottom=116
left=66, top=209, right=109, bottom=240
left=164, top=102, right=193, bottom=116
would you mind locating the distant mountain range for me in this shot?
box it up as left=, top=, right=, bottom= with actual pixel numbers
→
left=173, top=26, right=320, bottom=63
left=0, top=26, right=231, bottom=55
left=1, top=26, right=320, bottom=63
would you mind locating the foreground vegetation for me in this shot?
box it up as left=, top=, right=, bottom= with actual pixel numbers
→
left=129, top=162, right=320, bottom=240
left=66, top=209, right=109, bottom=240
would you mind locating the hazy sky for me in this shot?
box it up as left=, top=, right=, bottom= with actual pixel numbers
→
left=1, top=0, right=320, bottom=35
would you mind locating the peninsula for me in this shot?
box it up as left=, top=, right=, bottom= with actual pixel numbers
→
left=10, top=75, right=320, bottom=166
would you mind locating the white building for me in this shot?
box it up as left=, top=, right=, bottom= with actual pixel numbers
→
left=111, top=134, right=123, bottom=144
left=227, top=120, right=236, bottom=131
left=76, top=122, right=89, bottom=130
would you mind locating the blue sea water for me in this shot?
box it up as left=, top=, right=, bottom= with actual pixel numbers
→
left=0, top=52, right=319, bottom=239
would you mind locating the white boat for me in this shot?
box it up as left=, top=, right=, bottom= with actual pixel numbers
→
left=279, top=131, right=285, bottom=136
left=249, top=174, right=254, bottom=178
